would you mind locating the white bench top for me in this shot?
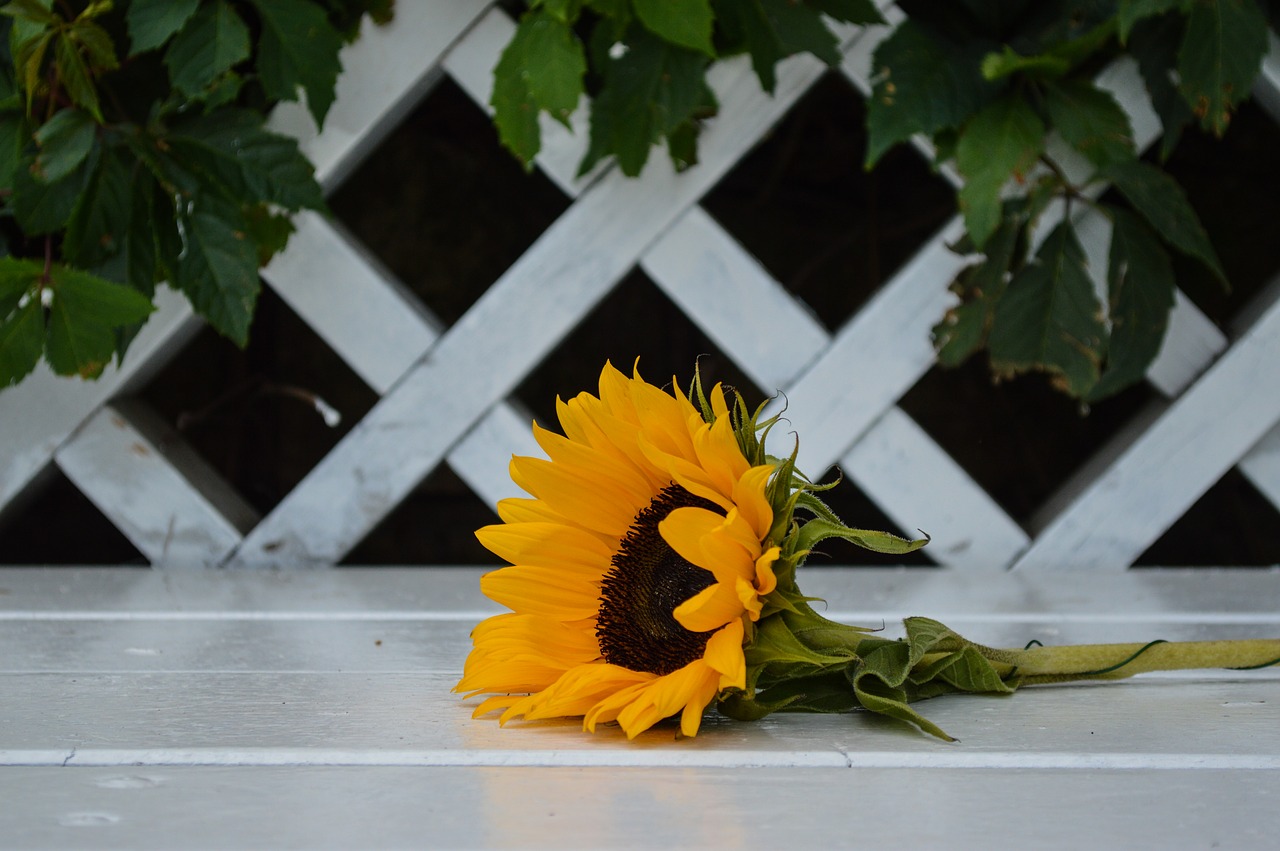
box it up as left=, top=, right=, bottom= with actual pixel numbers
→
left=3, top=566, right=1279, bottom=849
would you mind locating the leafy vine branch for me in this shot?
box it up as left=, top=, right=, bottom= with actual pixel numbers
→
left=491, top=0, right=1273, bottom=402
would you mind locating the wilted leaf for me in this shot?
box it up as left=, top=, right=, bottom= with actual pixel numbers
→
left=989, top=221, right=1107, bottom=397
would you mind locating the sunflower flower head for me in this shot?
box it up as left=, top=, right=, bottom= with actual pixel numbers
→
left=456, top=361, right=927, bottom=739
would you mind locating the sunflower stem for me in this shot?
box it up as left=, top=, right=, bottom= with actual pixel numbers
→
left=991, top=638, right=1280, bottom=685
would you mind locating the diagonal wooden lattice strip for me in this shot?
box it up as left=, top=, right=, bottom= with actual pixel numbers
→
left=1014, top=278, right=1280, bottom=570
left=226, top=36, right=866, bottom=566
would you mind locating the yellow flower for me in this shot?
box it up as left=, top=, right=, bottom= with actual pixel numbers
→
left=456, top=362, right=781, bottom=738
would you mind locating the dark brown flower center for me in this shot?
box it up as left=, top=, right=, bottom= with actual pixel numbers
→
left=596, top=484, right=721, bottom=675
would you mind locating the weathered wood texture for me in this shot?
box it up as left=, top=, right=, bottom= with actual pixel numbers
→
left=1, top=3, right=1279, bottom=568
left=3, top=567, right=1279, bottom=849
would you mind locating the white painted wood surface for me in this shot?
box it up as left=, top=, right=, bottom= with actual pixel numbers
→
left=2, top=566, right=1279, bottom=849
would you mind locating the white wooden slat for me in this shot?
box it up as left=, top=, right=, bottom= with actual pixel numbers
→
left=260, top=213, right=438, bottom=395
left=0, top=287, right=199, bottom=516
left=266, top=0, right=493, bottom=190
left=6, top=766, right=1278, bottom=850
left=1250, top=32, right=1280, bottom=124
left=447, top=401, right=543, bottom=510
left=54, top=402, right=256, bottom=567
left=841, top=408, right=1030, bottom=568
left=1014, top=281, right=1280, bottom=569
left=778, top=218, right=969, bottom=479
left=226, top=50, right=849, bottom=566
left=1239, top=422, right=1280, bottom=511
left=639, top=206, right=828, bottom=391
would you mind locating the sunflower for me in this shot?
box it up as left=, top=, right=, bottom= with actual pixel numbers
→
left=455, top=361, right=782, bottom=738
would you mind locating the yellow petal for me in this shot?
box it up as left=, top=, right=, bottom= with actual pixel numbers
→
left=480, top=566, right=600, bottom=621
left=672, top=582, right=744, bottom=633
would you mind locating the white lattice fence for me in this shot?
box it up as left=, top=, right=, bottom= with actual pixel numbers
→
left=2, top=2, right=1279, bottom=569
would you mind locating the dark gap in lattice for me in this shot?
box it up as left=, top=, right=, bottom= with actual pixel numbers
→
left=341, top=463, right=497, bottom=565
left=700, top=72, right=955, bottom=331
left=1134, top=468, right=1280, bottom=567
left=514, top=267, right=764, bottom=429
left=137, top=287, right=378, bottom=515
left=801, top=467, right=935, bottom=567
left=328, top=76, right=571, bottom=327
left=0, top=469, right=145, bottom=565
left=1105, top=99, right=1280, bottom=330
left=897, top=357, right=1156, bottom=524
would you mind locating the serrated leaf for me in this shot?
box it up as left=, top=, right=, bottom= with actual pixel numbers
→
left=933, top=205, right=1024, bottom=366
left=10, top=151, right=86, bottom=234
left=244, top=204, right=296, bottom=266
left=1177, top=0, right=1267, bottom=135
left=1, top=0, right=56, bottom=25
left=164, top=0, right=250, bottom=97
left=54, top=32, right=101, bottom=120
left=633, top=0, right=713, bottom=56
left=1118, top=0, right=1190, bottom=42
left=32, top=106, right=95, bottom=183
left=1087, top=208, right=1176, bottom=401
left=127, top=0, right=199, bottom=55
left=1128, top=14, right=1193, bottom=159
left=760, top=0, right=840, bottom=66
left=989, top=221, right=1107, bottom=397
left=0, top=256, right=41, bottom=318
left=1043, top=79, right=1135, bottom=168
left=956, top=95, right=1044, bottom=249
left=0, top=111, right=28, bottom=192
left=496, top=11, right=585, bottom=131
left=164, top=109, right=326, bottom=211
left=1103, top=158, right=1225, bottom=283
left=865, top=21, right=999, bottom=167
left=578, top=29, right=707, bottom=176
left=68, top=19, right=118, bottom=71
left=173, top=194, right=261, bottom=346
left=44, top=264, right=154, bottom=378
left=248, top=0, right=344, bottom=128
left=0, top=296, right=44, bottom=387
left=712, top=0, right=784, bottom=92
left=15, top=29, right=53, bottom=112
left=63, top=141, right=131, bottom=268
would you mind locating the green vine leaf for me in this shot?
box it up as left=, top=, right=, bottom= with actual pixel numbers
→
left=172, top=193, right=261, bottom=347
left=1087, top=208, right=1176, bottom=402
left=865, top=20, right=998, bottom=168
left=955, top=95, right=1045, bottom=250
left=62, top=142, right=130, bottom=269
left=126, top=0, right=200, bottom=56
left=1042, top=79, right=1135, bottom=168
left=491, top=9, right=587, bottom=166
left=44, top=263, right=155, bottom=378
left=758, top=0, right=841, bottom=67
left=632, top=0, right=714, bottom=56
left=1176, top=0, right=1267, bottom=135
left=0, top=294, right=45, bottom=388
left=31, top=106, right=95, bottom=183
left=164, top=0, right=250, bottom=97
left=53, top=30, right=102, bottom=120
left=989, top=221, right=1107, bottom=397
left=1118, top=0, right=1190, bottom=43
left=248, top=0, right=345, bottom=128
left=10, top=150, right=88, bottom=234
left=1128, top=13, right=1194, bottom=159
left=578, top=28, right=706, bottom=176
left=1103, top=158, right=1225, bottom=284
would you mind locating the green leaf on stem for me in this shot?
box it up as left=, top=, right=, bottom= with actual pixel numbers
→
left=164, top=0, right=250, bottom=97
left=127, top=0, right=200, bottom=55
left=1128, top=14, right=1193, bottom=159
left=1087, top=208, right=1176, bottom=402
left=955, top=95, right=1044, bottom=249
left=933, top=202, right=1025, bottom=366
left=1117, top=0, right=1190, bottom=43
left=1177, top=0, right=1267, bottom=135
left=0, top=296, right=44, bottom=388
left=1103, top=158, right=1225, bottom=284
left=44, top=263, right=154, bottom=378
left=54, top=31, right=102, bottom=120
left=248, top=0, right=345, bottom=127
left=32, top=106, right=95, bottom=183
left=1043, top=79, right=1135, bottom=168
left=865, top=20, right=998, bottom=168
left=10, top=152, right=87, bottom=234
left=491, top=9, right=587, bottom=165
left=759, top=0, right=841, bottom=67
left=632, top=0, right=714, bottom=56
left=989, top=221, right=1107, bottom=397
left=173, top=193, right=261, bottom=347
left=578, top=29, right=706, bottom=176
left=794, top=516, right=929, bottom=556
